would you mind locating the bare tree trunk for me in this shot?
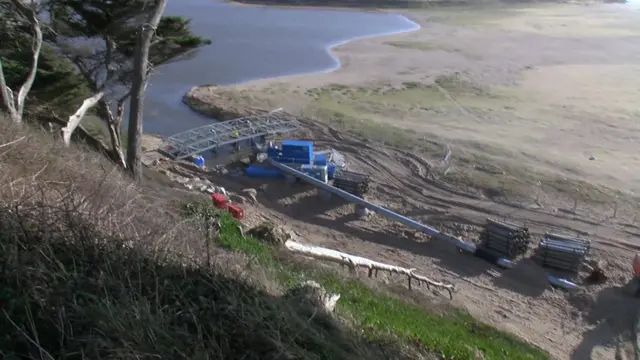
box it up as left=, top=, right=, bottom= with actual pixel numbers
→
left=0, top=0, right=43, bottom=123
left=126, top=0, right=168, bottom=182
left=0, top=59, right=14, bottom=117
left=105, top=97, right=127, bottom=168
left=61, top=91, right=105, bottom=145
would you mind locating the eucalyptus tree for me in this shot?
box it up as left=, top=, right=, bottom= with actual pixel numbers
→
left=0, top=0, right=44, bottom=123
left=49, top=0, right=210, bottom=166
left=126, top=0, right=167, bottom=181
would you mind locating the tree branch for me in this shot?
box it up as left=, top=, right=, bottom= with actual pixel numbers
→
left=0, top=58, right=17, bottom=118
left=61, top=91, right=105, bottom=146
left=11, top=0, right=44, bottom=123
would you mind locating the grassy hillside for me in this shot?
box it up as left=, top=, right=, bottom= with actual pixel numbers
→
left=0, top=116, right=548, bottom=360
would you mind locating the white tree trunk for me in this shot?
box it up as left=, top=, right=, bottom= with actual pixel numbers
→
left=126, top=0, right=168, bottom=181
left=0, top=0, right=44, bottom=123
left=61, top=91, right=105, bottom=146
left=284, top=240, right=455, bottom=298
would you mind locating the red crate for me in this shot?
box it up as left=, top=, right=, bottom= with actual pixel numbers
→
left=227, top=203, right=244, bottom=221
left=211, top=193, right=228, bottom=210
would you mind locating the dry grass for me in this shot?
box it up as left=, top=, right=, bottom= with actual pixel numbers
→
left=0, top=116, right=425, bottom=360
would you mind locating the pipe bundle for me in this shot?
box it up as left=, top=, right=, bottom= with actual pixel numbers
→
left=536, top=232, right=590, bottom=273
left=480, top=218, right=532, bottom=259
left=332, top=170, right=371, bottom=197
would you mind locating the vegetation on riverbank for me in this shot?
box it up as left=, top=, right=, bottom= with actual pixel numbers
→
left=182, top=200, right=550, bottom=360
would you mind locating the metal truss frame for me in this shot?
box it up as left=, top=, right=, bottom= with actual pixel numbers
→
left=159, top=112, right=300, bottom=160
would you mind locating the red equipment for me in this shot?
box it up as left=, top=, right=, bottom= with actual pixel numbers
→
left=227, top=203, right=244, bottom=221
left=211, top=193, right=228, bottom=210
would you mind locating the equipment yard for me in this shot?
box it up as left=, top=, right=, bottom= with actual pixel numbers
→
left=158, top=2, right=640, bottom=359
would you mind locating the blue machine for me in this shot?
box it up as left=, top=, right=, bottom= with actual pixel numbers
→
left=313, top=153, right=328, bottom=166
left=191, top=155, right=205, bottom=168
left=259, top=141, right=339, bottom=180
left=327, top=163, right=337, bottom=179
left=267, top=140, right=314, bottom=165
left=280, top=140, right=313, bottom=165
left=301, top=164, right=328, bottom=183
left=246, top=165, right=284, bottom=178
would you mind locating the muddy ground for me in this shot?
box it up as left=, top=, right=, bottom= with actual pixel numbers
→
left=178, top=3, right=640, bottom=359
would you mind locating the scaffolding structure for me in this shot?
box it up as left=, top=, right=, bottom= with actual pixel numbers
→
left=159, top=112, right=300, bottom=160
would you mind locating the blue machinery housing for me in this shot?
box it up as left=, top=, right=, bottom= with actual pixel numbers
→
left=267, top=158, right=578, bottom=291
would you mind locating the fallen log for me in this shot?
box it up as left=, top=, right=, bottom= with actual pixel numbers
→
left=284, top=240, right=455, bottom=299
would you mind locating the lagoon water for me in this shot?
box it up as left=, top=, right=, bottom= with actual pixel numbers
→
left=143, top=0, right=419, bottom=135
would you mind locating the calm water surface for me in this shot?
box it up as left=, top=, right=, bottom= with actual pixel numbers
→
left=143, top=0, right=419, bottom=135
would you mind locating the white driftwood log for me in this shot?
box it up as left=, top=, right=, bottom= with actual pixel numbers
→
left=284, top=240, right=455, bottom=299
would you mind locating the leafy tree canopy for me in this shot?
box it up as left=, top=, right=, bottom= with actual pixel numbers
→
left=0, top=8, right=90, bottom=117
left=49, top=0, right=211, bottom=91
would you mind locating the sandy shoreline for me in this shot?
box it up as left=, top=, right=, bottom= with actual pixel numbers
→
left=186, top=2, right=640, bottom=198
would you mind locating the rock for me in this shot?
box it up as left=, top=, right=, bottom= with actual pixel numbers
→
left=585, top=259, right=608, bottom=284
left=241, top=188, right=258, bottom=204
left=247, top=223, right=292, bottom=245
left=284, top=280, right=341, bottom=313
left=256, top=153, right=268, bottom=162
left=229, top=194, right=246, bottom=204
left=355, top=205, right=373, bottom=218
left=585, top=269, right=609, bottom=284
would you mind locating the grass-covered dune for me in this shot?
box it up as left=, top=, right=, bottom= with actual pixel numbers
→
left=0, top=116, right=548, bottom=360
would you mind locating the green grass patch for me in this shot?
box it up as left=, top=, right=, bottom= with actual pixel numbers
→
left=183, top=200, right=550, bottom=360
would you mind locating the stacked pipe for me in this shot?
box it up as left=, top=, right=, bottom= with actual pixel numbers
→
left=480, top=218, right=532, bottom=259
left=332, top=170, right=371, bottom=197
left=536, top=232, right=590, bottom=273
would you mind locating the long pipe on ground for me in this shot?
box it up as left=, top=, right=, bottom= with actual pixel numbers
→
left=267, top=159, right=514, bottom=268
left=268, top=159, right=580, bottom=290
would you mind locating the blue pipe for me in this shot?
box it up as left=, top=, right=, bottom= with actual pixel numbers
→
left=268, top=159, right=514, bottom=269
left=548, top=276, right=578, bottom=291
